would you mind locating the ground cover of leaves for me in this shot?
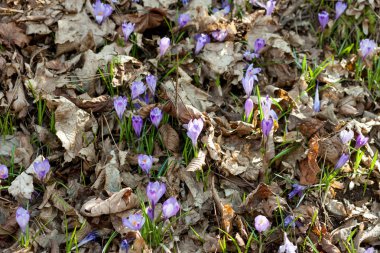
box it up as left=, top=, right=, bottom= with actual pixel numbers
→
left=0, top=0, right=380, bottom=252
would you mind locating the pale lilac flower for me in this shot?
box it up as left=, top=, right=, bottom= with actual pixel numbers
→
left=122, top=21, right=135, bottom=41
left=245, top=98, right=254, bottom=120
left=162, top=197, right=180, bottom=219
left=92, top=0, right=113, bottom=24
left=0, top=164, right=8, bottom=179
left=212, top=0, right=231, bottom=15
left=150, top=107, right=163, bottom=128
left=313, top=83, right=320, bottom=112
left=178, top=13, right=191, bottom=28
left=339, top=129, right=354, bottom=144
left=254, top=215, right=271, bottom=233
left=211, top=29, right=228, bottom=42
left=131, top=81, right=146, bottom=99
left=114, top=96, right=128, bottom=119
left=132, top=115, right=143, bottom=137
left=146, top=181, right=166, bottom=206
left=182, top=0, right=189, bottom=5
left=146, top=74, right=157, bottom=95
left=146, top=207, right=154, bottom=221
left=243, top=50, right=258, bottom=61
left=288, top=184, right=306, bottom=199
left=16, top=207, right=29, bottom=233
left=195, top=34, right=210, bottom=54
left=120, top=239, right=130, bottom=253
left=159, top=37, right=171, bottom=56
left=335, top=1, right=347, bottom=20
left=335, top=153, right=350, bottom=169
left=359, top=39, right=377, bottom=60
left=355, top=134, right=369, bottom=149
left=186, top=118, right=204, bottom=146
left=122, top=213, right=145, bottom=230
left=284, top=215, right=302, bottom=228
left=254, top=38, right=266, bottom=54
left=242, top=64, right=261, bottom=96
left=33, top=159, right=51, bottom=181
left=364, top=247, right=375, bottom=253
left=138, top=154, right=153, bottom=174
left=254, top=0, right=276, bottom=16
left=261, top=95, right=278, bottom=121
left=318, top=11, right=329, bottom=30
left=278, top=232, right=297, bottom=253
left=261, top=119, right=273, bottom=137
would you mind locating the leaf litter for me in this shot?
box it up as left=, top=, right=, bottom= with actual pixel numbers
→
left=0, top=0, right=380, bottom=252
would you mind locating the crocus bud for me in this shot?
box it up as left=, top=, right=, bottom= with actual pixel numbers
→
left=114, top=96, right=128, bottom=119
left=146, top=74, right=157, bottom=95
left=245, top=98, right=254, bottom=120
left=132, top=115, right=143, bottom=137
left=122, top=213, right=145, bottom=230
left=355, top=134, right=369, bottom=149
left=131, top=81, right=146, bottom=99
left=195, top=34, right=210, bottom=54
left=288, top=184, right=306, bottom=199
left=261, top=118, right=273, bottom=137
left=178, top=13, right=191, bottom=28
left=33, top=159, right=51, bottom=181
left=335, top=1, right=347, bottom=20
left=0, top=164, right=8, bottom=179
left=122, top=21, right=135, bottom=41
left=313, top=83, right=320, bottom=112
left=146, top=181, right=166, bottom=206
left=92, top=0, right=113, bottom=24
left=339, top=129, right=354, bottom=144
left=159, top=37, right=171, bottom=56
left=318, top=11, right=329, bottom=30
left=254, top=215, right=270, bottom=233
left=138, top=154, right=153, bottom=174
left=186, top=118, right=204, bottom=146
left=335, top=153, right=350, bottom=169
left=150, top=107, right=163, bottom=128
left=162, top=197, right=180, bottom=219
left=254, top=38, right=265, bottom=54
left=16, top=207, right=30, bottom=233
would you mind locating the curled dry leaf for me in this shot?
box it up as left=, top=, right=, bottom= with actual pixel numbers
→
left=186, top=150, right=206, bottom=172
left=159, top=124, right=180, bottom=153
left=104, top=150, right=122, bottom=193
left=8, top=172, right=34, bottom=200
left=202, top=125, right=220, bottom=161
left=0, top=22, right=30, bottom=48
left=299, top=135, right=320, bottom=185
left=126, top=8, right=167, bottom=33
left=80, top=188, right=139, bottom=217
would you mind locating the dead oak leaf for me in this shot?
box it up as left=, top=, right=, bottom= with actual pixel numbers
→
left=126, top=8, right=167, bottom=33
left=0, top=22, right=30, bottom=48
left=299, top=135, right=320, bottom=185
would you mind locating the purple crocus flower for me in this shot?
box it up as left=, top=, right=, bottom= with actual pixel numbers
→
left=261, top=118, right=273, bottom=137
left=288, top=184, right=306, bottom=199
left=146, top=74, right=157, bottom=95
left=254, top=215, right=271, bottom=233
left=245, top=98, right=254, bottom=120
left=158, top=37, right=171, bottom=56
left=211, top=29, right=228, bottom=42
left=278, top=232, right=297, bottom=253
left=131, top=81, right=146, bottom=99
left=122, top=213, right=145, bottom=230
left=16, top=207, right=29, bottom=233
left=186, top=118, right=204, bottom=146
left=364, top=247, right=375, bottom=253
left=242, top=64, right=261, bottom=96
left=178, top=13, right=191, bottom=28
left=254, top=38, right=266, bottom=54
left=146, top=207, right=154, bottom=221
left=138, top=154, right=153, bottom=174
left=146, top=181, right=166, bottom=206
left=284, top=215, right=302, bottom=228
left=243, top=50, right=258, bottom=61
left=355, top=133, right=369, bottom=149
left=92, top=0, right=113, bottom=24
left=0, top=164, right=8, bottom=179
left=335, top=1, right=347, bottom=20
left=120, top=239, right=130, bottom=253
left=122, top=21, right=135, bottom=41
left=182, top=0, right=189, bottom=5
left=132, top=115, right=143, bottom=137
left=162, top=197, right=180, bottom=219
left=335, top=153, right=350, bottom=169
left=261, top=95, right=278, bottom=120
left=75, top=231, right=98, bottom=249
left=150, top=107, right=163, bottom=128
left=33, top=159, right=51, bottom=181
left=339, top=129, right=354, bottom=144
left=318, top=11, right=329, bottom=30
left=254, top=0, right=276, bottom=16
left=195, top=34, right=210, bottom=54
left=359, top=39, right=377, bottom=60
left=313, top=83, right=320, bottom=112
left=114, top=96, right=128, bottom=119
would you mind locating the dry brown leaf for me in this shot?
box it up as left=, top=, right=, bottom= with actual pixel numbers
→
left=66, top=95, right=112, bottom=113
left=299, top=135, right=320, bottom=185
left=298, top=117, right=325, bottom=138
left=159, top=124, right=180, bottom=153
left=186, top=150, right=206, bottom=172
left=0, top=22, right=30, bottom=48
left=80, top=188, right=139, bottom=217
left=104, top=150, right=122, bottom=193
left=126, top=8, right=167, bottom=33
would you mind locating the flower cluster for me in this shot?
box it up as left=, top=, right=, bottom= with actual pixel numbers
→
left=244, top=38, right=266, bottom=61
left=318, top=1, right=347, bottom=30
left=334, top=131, right=369, bottom=169
left=261, top=95, right=278, bottom=137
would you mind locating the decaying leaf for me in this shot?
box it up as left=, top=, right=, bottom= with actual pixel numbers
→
left=159, top=124, right=180, bottom=153
left=80, top=188, right=139, bottom=217
left=104, top=150, right=122, bottom=193
left=299, top=135, right=320, bottom=185
left=186, top=150, right=206, bottom=172
left=8, top=172, right=34, bottom=200
left=0, top=22, right=30, bottom=48
left=126, top=8, right=167, bottom=33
